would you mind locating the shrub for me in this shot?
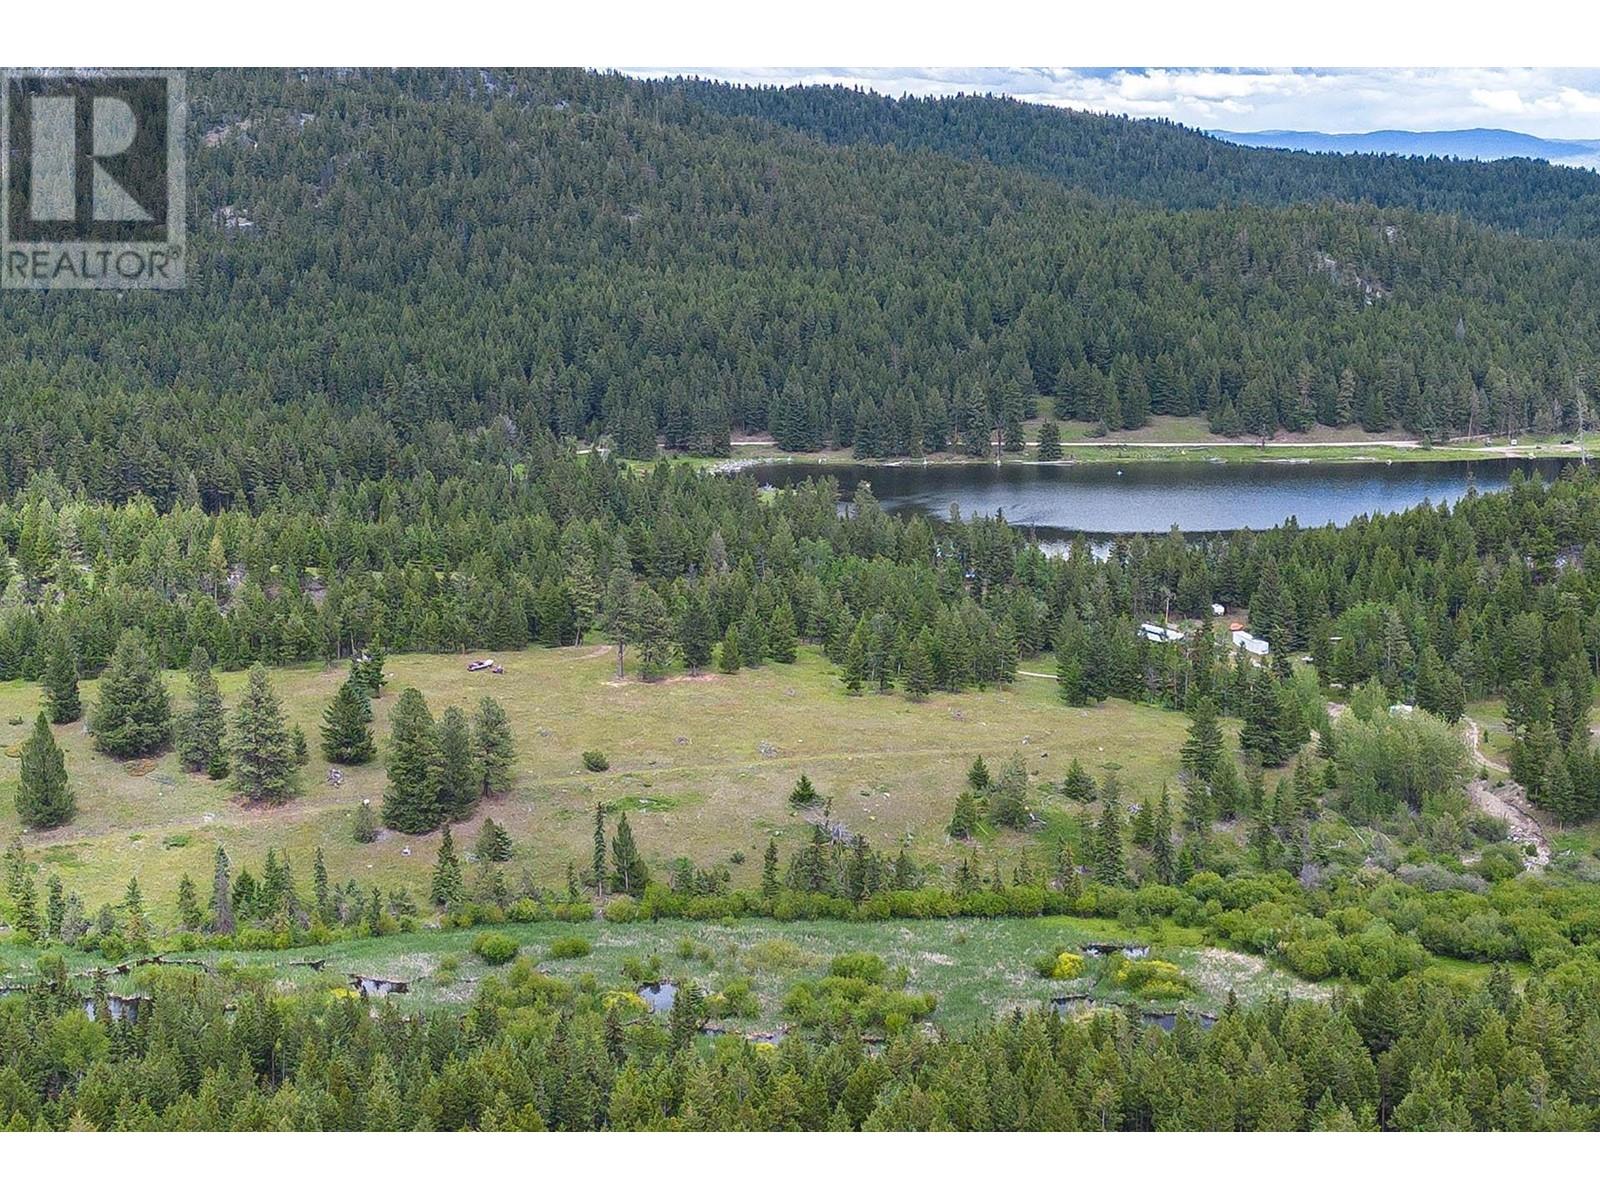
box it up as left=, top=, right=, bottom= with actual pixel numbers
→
left=472, top=931, right=519, bottom=964
left=603, top=896, right=640, bottom=923
left=582, top=750, right=610, bottom=772
left=827, top=951, right=887, bottom=983
left=549, top=935, right=592, bottom=959
left=1035, top=950, right=1086, bottom=980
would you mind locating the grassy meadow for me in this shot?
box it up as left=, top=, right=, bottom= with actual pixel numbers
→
left=0, top=644, right=1200, bottom=913
left=0, top=915, right=1330, bottom=1029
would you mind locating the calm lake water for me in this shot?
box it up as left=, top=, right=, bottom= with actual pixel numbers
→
left=749, top=457, right=1573, bottom=535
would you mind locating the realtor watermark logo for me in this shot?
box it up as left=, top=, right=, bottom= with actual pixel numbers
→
left=2, top=69, right=185, bottom=289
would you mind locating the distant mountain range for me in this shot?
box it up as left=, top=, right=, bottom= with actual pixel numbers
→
left=1209, top=127, right=1600, bottom=169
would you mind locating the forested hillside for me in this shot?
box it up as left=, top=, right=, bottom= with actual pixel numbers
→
left=654, top=77, right=1600, bottom=238
left=5, top=68, right=1600, bottom=482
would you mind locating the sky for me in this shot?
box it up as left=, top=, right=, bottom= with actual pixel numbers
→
left=624, top=68, right=1600, bottom=141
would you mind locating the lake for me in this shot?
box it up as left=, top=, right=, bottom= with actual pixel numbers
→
left=748, top=457, right=1573, bottom=535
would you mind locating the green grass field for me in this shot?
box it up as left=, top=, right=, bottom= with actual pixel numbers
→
left=0, top=645, right=1198, bottom=913
left=0, top=915, right=1329, bottom=1029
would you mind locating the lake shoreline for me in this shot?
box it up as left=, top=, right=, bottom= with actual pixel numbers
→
left=695, top=438, right=1595, bottom=474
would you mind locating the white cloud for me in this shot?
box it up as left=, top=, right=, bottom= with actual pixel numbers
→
left=627, top=67, right=1600, bottom=140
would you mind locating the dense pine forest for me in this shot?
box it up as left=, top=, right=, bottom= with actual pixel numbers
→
left=6, top=69, right=1600, bottom=476
left=7, top=68, right=1600, bottom=1135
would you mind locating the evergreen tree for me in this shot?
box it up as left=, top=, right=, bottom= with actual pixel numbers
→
left=789, top=773, right=821, bottom=809
left=719, top=627, right=743, bottom=674
left=1151, top=787, right=1176, bottom=884
left=592, top=803, right=607, bottom=900
left=90, top=630, right=172, bottom=758
left=1036, top=420, right=1063, bottom=461
left=15, top=712, right=75, bottom=829
left=176, top=646, right=228, bottom=774
left=987, top=755, right=1031, bottom=828
left=948, top=790, right=982, bottom=839
left=1094, top=794, right=1126, bottom=886
left=903, top=632, right=934, bottom=699
left=45, top=874, right=65, bottom=941
left=1181, top=695, right=1224, bottom=783
left=292, top=724, right=310, bottom=765
left=435, top=706, right=478, bottom=821
left=209, top=845, right=234, bottom=935
left=967, top=756, right=992, bottom=793
left=472, top=696, right=515, bottom=796
left=610, top=813, right=649, bottom=897
left=231, top=664, right=297, bottom=804
left=321, top=680, right=377, bottom=764
left=430, top=826, right=465, bottom=907
left=1062, top=757, right=1096, bottom=803
left=476, top=817, right=514, bottom=863
left=353, top=800, right=378, bottom=843
left=382, top=688, right=441, bottom=833
left=762, top=838, right=780, bottom=898
left=677, top=591, right=716, bottom=674
left=40, top=627, right=82, bottom=725
left=312, top=848, right=332, bottom=923
left=767, top=600, right=799, bottom=664
left=841, top=627, right=866, bottom=693
left=1054, top=840, right=1082, bottom=899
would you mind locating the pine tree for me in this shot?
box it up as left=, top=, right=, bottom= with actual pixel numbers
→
left=903, top=633, right=934, bottom=699
left=610, top=812, right=649, bottom=897
left=430, top=825, right=464, bottom=907
left=124, top=876, right=149, bottom=949
left=40, top=627, right=82, bottom=725
left=1062, top=757, right=1096, bottom=803
left=677, top=591, right=716, bottom=674
left=354, top=800, right=378, bottom=843
left=1151, top=787, right=1176, bottom=884
left=476, top=817, right=514, bottom=862
left=15, top=712, right=75, bottom=829
left=176, top=646, right=228, bottom=774
left=592, top=803, right=607, bottom=900
left=967, top=756, right=991, bottom=793
left=90, top=630, right=172, bottom=758
left=767, top=600, right=799, bottom=664
left=231, top=664, right=297, bottom=804
left=382, top=688, right=441, bottom=834
left=1094, top=794, right=1126, bottom=886
left=435, top=705, right=478, bottom=821
left=471, top=696, right=515, bottom=795
left=1036, top=420, right=1063, bottom=461
left=789, top=773, right=821, bottom=809
left=1180, top=695, right=1224, bottom=783
left=45, top=874, right=65, bottom=941
left=987, top=755, right=1030, bottom=828
left=1054, top=841, right=1082, bottom=899
left=209, top=845, right=234, bottom=934
left=312, top=848, right=332, bottom=923
left=841, top=627, right=866, bottom=693
left=719, top=626, right=743, bottom=674
left=948, top=790, right=981, bottom=839
left=292, top=724, right=310, bottom=765
left=762, top=838, right=780, bottom=898
left=321, top=679, right=376, bottom=764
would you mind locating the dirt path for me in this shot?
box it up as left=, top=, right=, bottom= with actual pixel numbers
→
left=1461, top=717, right=1550, bottom=866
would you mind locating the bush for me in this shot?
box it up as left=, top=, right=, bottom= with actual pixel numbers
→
left=827, top=951, right=887, bottom=983
left=582, top=750, right=610, bottom=772
left=472, top=931, right=519, bottom=964
left=603, top=896, right=640, bottom=923
left=1035, top=950, right=1086, bottom=980
left=549, top=935, right=592, bottom=959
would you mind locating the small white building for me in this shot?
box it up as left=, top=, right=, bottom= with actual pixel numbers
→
left=1211, top=603, right=1226, bottom=617
left=1231, top=629, right=1269, bottom=657
left=1138, top=622, right=1185, bottom=644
